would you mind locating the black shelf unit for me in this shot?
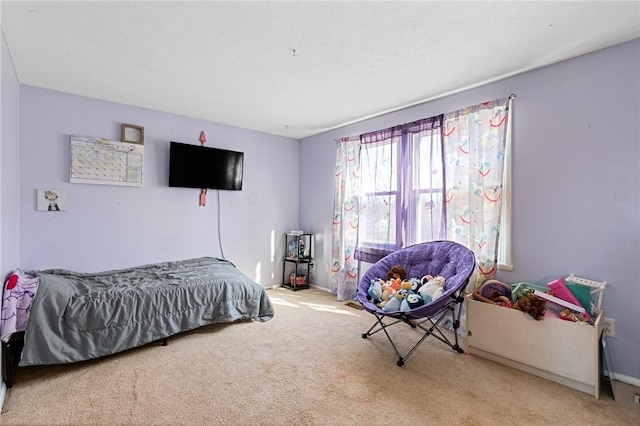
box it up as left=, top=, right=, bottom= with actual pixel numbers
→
left=282, top=233, right=314, bottom=291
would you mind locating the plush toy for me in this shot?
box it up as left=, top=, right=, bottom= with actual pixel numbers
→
left=386, top=265, right=407, bottom=281
left=380, top=281, right=396, bottom=304
left=382, top=292, right=405, bottom=312
left=388, top=278, right=402, bottom=292
left=367, top=278, right=383, bottom=303
left=421, top=274, right=433, bottom=284
left=400, top=293, right=424, bottom=312
left=408, top=278, right=421, bottom=293
left=400, top=297, right=411, bottom=312
left=418, top=275, right=445, bottom=303
left=375, top=279, right=399, bottom=308
left=400, top=280, right=413, bottom=292
left=513, top=294, right=546, bottom=320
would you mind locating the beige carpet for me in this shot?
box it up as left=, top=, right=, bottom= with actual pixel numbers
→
left=1, top=287, right=638, bottom=425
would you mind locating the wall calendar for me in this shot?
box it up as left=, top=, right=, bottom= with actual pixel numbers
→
left=70, top=136, right=143, bottom=187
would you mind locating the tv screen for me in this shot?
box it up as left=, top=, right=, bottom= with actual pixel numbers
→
left=169, top=142, right=244, bottom=190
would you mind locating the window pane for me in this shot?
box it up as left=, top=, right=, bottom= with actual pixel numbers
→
left=359, top=138, right=398, bottom=247
left=408, top=132, right=444, bottom=244
left=361, top=141, right=397, bottom=193
left=415, top=133, right=442, bottom=189
left=415, top=191, right=443, bottom=242
left=359, top=193, right=396, bottom=245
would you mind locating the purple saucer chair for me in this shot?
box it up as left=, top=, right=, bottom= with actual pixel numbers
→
left=357, top=240, right=475, bottom=366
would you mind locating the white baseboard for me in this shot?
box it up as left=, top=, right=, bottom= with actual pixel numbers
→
left=269, top=284, right=333, bottom=294
left=0, top=381, right=6, bottom=413
left=309, top=284, right=332, bottom=293
left=614, top=373, right=640, bottom=388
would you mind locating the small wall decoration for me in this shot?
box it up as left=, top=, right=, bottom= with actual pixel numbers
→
left=121, top=123, right=144, bottom=145
left=37, top=189, right=67, bottom=211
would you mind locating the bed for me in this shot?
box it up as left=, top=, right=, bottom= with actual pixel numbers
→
left=1, top=257, right=275, bottom=387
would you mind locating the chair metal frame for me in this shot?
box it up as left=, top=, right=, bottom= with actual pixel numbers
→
left=361, top=287, right=466, bottom=366
left=357, top=240, right=475, bottom=366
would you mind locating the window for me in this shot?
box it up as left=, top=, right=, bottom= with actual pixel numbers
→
left=355, top=97, right=512, bottom=271
left=356, top=117, right=444, bottom=263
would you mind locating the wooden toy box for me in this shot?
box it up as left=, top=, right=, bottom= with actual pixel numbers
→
left=466, top=294, right=604, bottom=398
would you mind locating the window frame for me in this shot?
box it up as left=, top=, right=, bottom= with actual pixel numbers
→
left=356, top=117, right=445, bottom=262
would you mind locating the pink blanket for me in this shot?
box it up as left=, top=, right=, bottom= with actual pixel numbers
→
left=1, top=269, right=39, bottom=342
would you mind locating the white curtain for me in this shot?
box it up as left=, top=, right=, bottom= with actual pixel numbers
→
left=443, top=97, right=511, bottom=288
left=330, top=137, right=361, bottom=301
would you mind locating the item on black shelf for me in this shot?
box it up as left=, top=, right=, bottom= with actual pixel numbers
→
left=288, top=241, right=297, bottom=258
left=289, top=273, right=306, bottom=286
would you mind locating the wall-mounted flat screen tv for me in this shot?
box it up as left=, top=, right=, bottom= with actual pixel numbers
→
left=169, top=141, right=244, bottom=190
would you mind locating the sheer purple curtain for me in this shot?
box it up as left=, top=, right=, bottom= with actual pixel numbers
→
left=355, top=126, right=402, bottom=263
left=355, top=116, right=443, bottom=264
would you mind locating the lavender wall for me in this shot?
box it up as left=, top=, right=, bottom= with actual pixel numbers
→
left=1, top=29, right=21, bottom=397
left=299, top=39, right=640, bottom=382
left=18, top=86, right=300, bottom=286
left=1, top=32, right=20, bottom=290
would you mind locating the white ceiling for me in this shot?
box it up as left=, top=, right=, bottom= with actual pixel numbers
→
left=2, top=1, right=639, bottom=139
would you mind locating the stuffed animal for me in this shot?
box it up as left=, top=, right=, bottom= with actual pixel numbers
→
left=408, top=278, right=421, bottom=293
left=382, top=292, right=405, bottom=312
left=367, top=278, right=383, bottom=303
left=513, top=294, right=546, bottom=320
left=418, top=275, right=445, bottom=303
left=401, top=293, right=424, bottom=311
left=386, top=265, right=407, bottom=281
left=380, top=280, right=396, bottom=305
left=400, top=297, right=411, bottom=312
left=388, top=278, right=402, bottom=292
left=421, top=274, right=434, bottom=284
left=400, top=280, right=413, bottom=292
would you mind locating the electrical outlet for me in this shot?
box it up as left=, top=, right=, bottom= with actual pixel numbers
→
left=602, top=317, right=616, bottom=337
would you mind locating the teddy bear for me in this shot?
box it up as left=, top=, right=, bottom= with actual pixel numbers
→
left=513, top=294, right=546, bottom=320
left=417, top=275, right=446, bottom=303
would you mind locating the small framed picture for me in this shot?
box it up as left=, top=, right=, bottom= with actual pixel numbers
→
left=37, top=189, right=67, bottom=211
left=121, top=123, right=144, bottom=144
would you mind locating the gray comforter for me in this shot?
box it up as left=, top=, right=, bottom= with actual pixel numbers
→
left=20, top=257, right=274, bottom=366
